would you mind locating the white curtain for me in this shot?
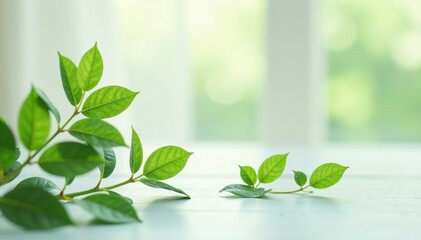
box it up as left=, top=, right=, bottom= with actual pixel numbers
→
left=0, top=0, right=192, bottom=143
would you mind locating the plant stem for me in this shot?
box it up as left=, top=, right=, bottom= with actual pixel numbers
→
left=60, top=182, right=68, bottom=197
left=95, top=177, right=103, bottom=189
left=64, top=174, right=145, bottom=199
left=64, top=179, right=132, bottom=199
left=270, top=185, right=313, bottom=194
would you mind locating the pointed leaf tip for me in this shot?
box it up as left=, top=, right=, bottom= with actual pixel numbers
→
left=139, top=178, right=190, bottom=198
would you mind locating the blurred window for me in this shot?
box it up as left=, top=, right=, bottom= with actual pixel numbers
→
left=324, top=0, right=421, bottom=142
left=115, top=0, right=421, bottom=143
left=187, top=0, right=266, bottom=140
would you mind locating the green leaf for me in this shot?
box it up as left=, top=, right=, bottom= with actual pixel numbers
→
left=0, top=187, right=73, bottom=229
left=257, top=153, right=288, bottom=184
left=69, top=118, right=126, bottom=147
left=38, top=142, right=106, bottom=177
left=58, top=52, right=82, bottom=105
left=34, top=87, right=61, bottom=123
left=239, top=165, right=257, bottom=186
left=3, top=162, right=22, bottom=184
left=219, top=184, right=270, bottom=198
left=77, top=43, right=103, bottom=91
left=75, top=194, right=140, bottom=223
left=309, top=163, right=349, bottom=189
left=293, top=170, right=307, bottom=187
left=18, top=86, right=51, bottom=150
left=15, top=177, right=60, bottom=192
left=108, top=191, right=133, bottom=204
left=66, top=176, right=75, bottom=185
left=0, top=117, right=17, bottom=173
left=143, top=146, right=192, bottom=180
left=129, top=127, right=143, bottom=174
left=82, top=86, right=139, bottom=119
left=139, top=178, right=190, bottom=198
left=99, top=148, right=116, bottom=178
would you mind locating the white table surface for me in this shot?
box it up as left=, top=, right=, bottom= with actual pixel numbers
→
left=1, top=143, right=421, bottom=240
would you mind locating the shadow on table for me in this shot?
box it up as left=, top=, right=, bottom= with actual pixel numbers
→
left=143, top=196, right=190, bottom=204
left=293, top=194, right=345, bottom=216
left=220, top=192, right=344, bottom=214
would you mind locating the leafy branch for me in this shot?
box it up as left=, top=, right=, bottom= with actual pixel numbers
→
left=0, top=43, right=193, bottom=230
left=219, top=153, right=348, bottom=198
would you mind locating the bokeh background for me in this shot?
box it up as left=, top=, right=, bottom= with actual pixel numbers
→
left=1, top=0, right=420, bottom=146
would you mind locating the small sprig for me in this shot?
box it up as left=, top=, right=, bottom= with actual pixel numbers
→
left=219, top=153, right=348, bottom=198
left=0, top=43, right=193, bottom=230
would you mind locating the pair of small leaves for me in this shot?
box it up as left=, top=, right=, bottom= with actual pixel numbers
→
left=238, top=153, right=289, bottom=187
left=291, top=163, right=348, bottom=189
left=129, top=128, right=192, bottom=197
left=59, top=44, right=138, bottom=118
left=58, top=43, right=102, bottom=106
left=128, top=127, right=192, bottom=181
left=221, top=154, right=288, bottom=198
left=106, top=143, right=192, bottom=198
